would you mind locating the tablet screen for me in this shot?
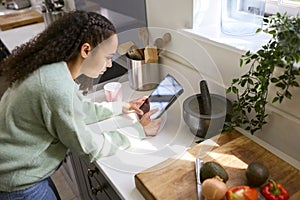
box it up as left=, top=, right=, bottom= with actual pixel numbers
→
left=140, top=74, right=184, bottom=119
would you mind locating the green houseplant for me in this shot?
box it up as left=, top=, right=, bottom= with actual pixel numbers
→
left=225, top=13, right=300, bottom=134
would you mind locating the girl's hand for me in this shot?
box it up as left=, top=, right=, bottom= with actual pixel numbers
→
left=123, top=96, right=148, bottom=115
left=140, top=109, right=162, bottom=136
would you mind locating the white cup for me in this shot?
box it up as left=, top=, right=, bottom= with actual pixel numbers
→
left=103, top=82, right=123, bottom=102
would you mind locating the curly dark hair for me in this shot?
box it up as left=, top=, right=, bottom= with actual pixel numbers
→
left=0, top=10, right=116, bottom=86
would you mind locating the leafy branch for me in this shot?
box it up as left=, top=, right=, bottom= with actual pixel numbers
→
left=225, top=13, right=300, bottom=134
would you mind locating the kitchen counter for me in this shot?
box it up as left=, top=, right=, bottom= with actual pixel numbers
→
left=0, top=22, right=45, bottom=51
left=87, top=81, right=201, bottom=199
left=88, top=81, right=300, bottom=200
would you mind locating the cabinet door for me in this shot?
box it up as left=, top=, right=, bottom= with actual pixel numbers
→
left=81, top=158, right=122, bottom=200
left=60, top=151, right=81, bottom=197
left=0, top=39, right=10, bottom=62
left=68, top=152, right=91, bottom=199
left=80, top=159, right=110, bottom=200
left=0, top=39, right=10, bottom=98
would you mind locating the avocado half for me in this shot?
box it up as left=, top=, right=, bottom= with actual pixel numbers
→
left=200, top=161, right=229, bottom=183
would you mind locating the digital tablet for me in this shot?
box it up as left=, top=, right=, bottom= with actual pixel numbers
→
left=140, top=74, right=184, bottom=120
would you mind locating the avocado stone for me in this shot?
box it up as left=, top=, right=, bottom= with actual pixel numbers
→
left=246, top=162, right=269, bottom=187
left=200, top=161, right=229, bottom=183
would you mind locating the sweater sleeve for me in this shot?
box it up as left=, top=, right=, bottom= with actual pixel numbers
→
left=42, top=83, right=145, bottom=162
left=82, top=100, right=122, bottom=124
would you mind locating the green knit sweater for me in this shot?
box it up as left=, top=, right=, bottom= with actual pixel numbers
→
left=0, top=62, right=144, bottom=192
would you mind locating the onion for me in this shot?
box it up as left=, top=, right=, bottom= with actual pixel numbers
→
left=202, top=177, right=227, bottom=200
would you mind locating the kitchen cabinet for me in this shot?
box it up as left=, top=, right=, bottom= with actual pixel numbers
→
left=0, top=39, right=10, bottom=61
left=63, top=152, right=122, bottom=200
left=80, top=156, right=122, bottom=200
left=59, top=151, right=81, bottom=198
left=0, top=39, right=10, bottom=98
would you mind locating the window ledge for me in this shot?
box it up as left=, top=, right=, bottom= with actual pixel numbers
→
left=181, top=25, right=272, bottom=54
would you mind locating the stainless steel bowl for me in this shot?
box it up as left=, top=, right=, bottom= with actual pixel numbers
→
left=183, top=93, right=232, bottom=138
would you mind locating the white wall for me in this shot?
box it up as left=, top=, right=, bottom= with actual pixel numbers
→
left=146, top=0, right=300, bottom=169
left=146, top=0, right=193, bottom=29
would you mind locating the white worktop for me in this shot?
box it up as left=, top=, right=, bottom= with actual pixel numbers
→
left=87, top=81, right=212, bottom=200
left=0, top=22, right=45, bottom=52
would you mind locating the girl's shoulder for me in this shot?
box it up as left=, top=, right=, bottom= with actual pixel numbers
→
left=37, top=62, right=77, bottom=106
left=38, top=61, right=72, bottom=82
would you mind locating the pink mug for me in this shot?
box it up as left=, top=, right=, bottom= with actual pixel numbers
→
left=103, top=82, right=123, bottom=102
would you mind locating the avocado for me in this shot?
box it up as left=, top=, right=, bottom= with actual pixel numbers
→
left=246, top=162, right=269, bottom=187
left=200, top=161, right=229, bottom=183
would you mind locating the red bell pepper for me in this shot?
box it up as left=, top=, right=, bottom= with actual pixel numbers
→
left=261, top=179, right=289, bottom=200
left=226, top=186, right=258, bottom=200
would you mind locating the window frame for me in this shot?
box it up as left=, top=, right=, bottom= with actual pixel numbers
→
left=265, top=0, right=300, bottom=15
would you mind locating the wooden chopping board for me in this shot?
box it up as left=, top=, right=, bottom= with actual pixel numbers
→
left=0, top=9, right=44, bottom=31
left=135, top=130, right=300, bottom=200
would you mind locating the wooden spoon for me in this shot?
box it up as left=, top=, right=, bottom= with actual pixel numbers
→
left=138, top=27, right=149, bottom=47
left=153, top=32, right=172, bottom=54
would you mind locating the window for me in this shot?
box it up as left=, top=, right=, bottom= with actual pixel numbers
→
left=281, top=0, right=300, bottom=5
left=266, top=0, right=300, bottom=15
left=193, top=0, right=299, bottom=31
left=188, top=0, right=298, bottom=53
